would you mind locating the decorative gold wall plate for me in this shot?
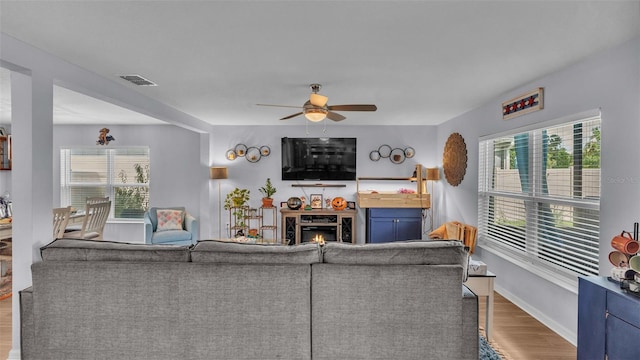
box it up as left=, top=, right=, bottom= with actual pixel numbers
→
left=443, top=132, right=467, bottom=186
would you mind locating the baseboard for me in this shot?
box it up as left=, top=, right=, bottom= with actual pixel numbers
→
left=7, top=349, right=20, bottom=360
left=495, top=284, right=577, bottom=346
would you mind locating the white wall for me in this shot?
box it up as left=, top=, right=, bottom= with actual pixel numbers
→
left=208, top=124, right=438, bottom=242
left=435, top=36, right=640, bottom=344
left=53, top=125, right=203, bottom=243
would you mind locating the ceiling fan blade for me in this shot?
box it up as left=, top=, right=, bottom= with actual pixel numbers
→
left=280, top=112, right=303, bottom=120
left=327, top=104, right=377, bottom=112
left=326, top=111, right=346, bottom=122
left=310, top=93, right=328, bottom=107
left=256, top=104, right=302, bottom=109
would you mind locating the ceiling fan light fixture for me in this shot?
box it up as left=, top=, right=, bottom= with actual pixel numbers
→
left=304, top=108, right=328, bottom=122
left=310, top=93, right=328, bottom=107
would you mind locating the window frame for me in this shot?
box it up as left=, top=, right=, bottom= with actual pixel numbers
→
left=60, top=146, right=150, bottom=221
left=478, top=109, right=601, bottom=292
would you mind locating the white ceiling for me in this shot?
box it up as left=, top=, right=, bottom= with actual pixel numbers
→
left=0, top=1, right=638, bottom=127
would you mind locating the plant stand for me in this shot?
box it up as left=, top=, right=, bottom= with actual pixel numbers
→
left=228, top=206, right=249, bottom=238
left=259, top=206, right=278, bottom=244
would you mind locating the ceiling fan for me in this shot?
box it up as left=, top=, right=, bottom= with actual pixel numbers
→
left=257, top=84, right=377, bottom=122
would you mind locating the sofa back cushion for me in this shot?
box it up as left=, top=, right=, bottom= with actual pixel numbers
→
left=29, top=261, right=312, bottom=359
left=322, top=240, right=467, bottom=264
left=322, top=240, right=468, bottom=280
left=40, top=239, right=191, bottom=262
left=191, top=240, right=322, bottom=264
left=311, top=263, right=464, bottom=359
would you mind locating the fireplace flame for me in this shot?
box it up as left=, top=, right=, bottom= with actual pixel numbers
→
left=311, top=234, right=325, bottom=245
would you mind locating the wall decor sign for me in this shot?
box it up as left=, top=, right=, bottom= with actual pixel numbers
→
left=502, top=87, right=544, bottom=120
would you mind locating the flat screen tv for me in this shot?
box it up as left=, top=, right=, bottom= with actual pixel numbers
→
left=281, top=137, right=357, bottom=181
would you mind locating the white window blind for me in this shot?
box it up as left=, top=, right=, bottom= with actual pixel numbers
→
left=61, top=147, right=150, bottom=219
left=478, top=113, right=601, bottom=279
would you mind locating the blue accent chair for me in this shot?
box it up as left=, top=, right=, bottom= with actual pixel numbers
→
left=144, top=206, right=198, bottom=246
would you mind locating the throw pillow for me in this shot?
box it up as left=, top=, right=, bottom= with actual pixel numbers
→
left=156, top=209, right=184, bottom=231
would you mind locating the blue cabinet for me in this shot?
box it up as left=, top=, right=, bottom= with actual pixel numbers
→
left=578, top=276, right=640, bottom=360
left=366, top=208, right=422, bottom=243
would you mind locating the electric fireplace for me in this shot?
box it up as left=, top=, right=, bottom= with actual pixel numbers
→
left=301, top=226, right=337, bottom=243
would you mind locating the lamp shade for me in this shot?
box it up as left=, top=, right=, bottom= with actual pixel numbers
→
left=310, top=93, right=328, bottom=107
left=210, top=166, right=228, bottom=180
left=426, top=167, right=440, bottom=181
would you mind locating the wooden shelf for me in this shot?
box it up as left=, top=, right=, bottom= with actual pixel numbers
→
left=0, top=135, right=11, bottom=171
left=357, top=192, right=431, bottom=209
left=291, top=184, right=347, bottom=188
left=357, top=177, right=415, bottom=181
left=356, top=166, right=431, bottom=209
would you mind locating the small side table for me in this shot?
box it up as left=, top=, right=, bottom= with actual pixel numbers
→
left=464, top=271, right=496, bottom=341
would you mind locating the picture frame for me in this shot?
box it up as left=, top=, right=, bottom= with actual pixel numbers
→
left=310, top=194, right=323, bottom=209
left=280, top=201, right=287, bottom=208
left=347, top=201, right=356, bottom=210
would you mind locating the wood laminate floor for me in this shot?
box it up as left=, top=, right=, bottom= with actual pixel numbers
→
left=481, top=292, right=576, bottom=360
left=0, top=291, right=576, bottom=360
left=0, top=296, right=11, bottom=359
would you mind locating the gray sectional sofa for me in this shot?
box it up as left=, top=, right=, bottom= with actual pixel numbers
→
left=20, top=239, right=478, bottom=360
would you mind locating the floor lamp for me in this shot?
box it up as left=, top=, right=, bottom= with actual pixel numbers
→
left=210, top=166, right=228, bottom=239
left=426, top=167, right=440, bottom=232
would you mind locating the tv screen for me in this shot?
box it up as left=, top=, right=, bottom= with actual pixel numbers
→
left=281, top=137, right=357, bottom=181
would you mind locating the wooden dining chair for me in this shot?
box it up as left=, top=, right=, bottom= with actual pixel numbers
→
left=64, top=201, right=111, bottom=240
left=53, top=206, right=72, bottom=240
left=65, top=197, right=111, bottom=233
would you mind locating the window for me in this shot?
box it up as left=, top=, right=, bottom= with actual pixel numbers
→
left=61, top=147, right=150, bottom=219
left=478, top=111, right=601, bottom=285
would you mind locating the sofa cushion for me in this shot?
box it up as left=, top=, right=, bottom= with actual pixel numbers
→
left=156, top=209, right=184, bottom=231
left=151, top=229, right=192, bottom=244
left=323, top=240, right=469, bottom=280
left=148, top=206, right=186, bottom=231
left=311, top=263, right=463, bottom=359
left=40, top=239, right=191, bottom=262
left=191, top=240, right=322, bottom=264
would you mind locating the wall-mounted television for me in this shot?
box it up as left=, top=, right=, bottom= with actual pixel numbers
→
left=281, top=137, right=357, bottom=181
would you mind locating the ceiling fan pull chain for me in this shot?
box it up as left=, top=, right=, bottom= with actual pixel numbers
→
left=323, top=120, right=327, bottom=133
left=306, top=121, right=310, bottom=135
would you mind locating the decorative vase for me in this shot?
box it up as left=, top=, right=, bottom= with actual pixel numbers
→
left=287, top=197, right=302, bottom=210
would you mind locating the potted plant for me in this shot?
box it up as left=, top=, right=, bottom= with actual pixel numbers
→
left=259, top=178, right=277, bottom=208
left=224, top=188, right=250, bottom=236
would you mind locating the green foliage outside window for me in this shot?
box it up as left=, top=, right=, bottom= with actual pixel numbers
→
left=508, top=127, right=600, bottom=170
left=546, top=134, right=572, bottom=169
left=115, top=163, right=150, bottom=218
left=583, top=127, right=601, bottom=168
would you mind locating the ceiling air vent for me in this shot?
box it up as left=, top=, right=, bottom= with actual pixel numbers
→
left=119, top=74, right=157, bottom=86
